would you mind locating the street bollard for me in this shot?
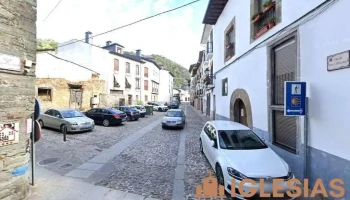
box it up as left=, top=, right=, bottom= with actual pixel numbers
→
left=63, top=126, right=67, bottom=142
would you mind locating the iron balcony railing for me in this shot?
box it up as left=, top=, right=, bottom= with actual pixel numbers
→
left=207, top=41, right=213, bottom=54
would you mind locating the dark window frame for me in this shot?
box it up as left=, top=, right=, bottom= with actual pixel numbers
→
left=222, top=78, right=228, bottom=96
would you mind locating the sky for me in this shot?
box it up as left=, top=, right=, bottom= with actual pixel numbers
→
left=37, top=0, right=209, bottom=69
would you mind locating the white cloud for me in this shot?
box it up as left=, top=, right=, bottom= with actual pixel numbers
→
left=37, top=0, right=207, bottom=69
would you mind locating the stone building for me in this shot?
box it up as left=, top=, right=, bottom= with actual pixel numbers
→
left=0, top=0, right=37, bottom=199
left=36, top=50, right=105, bottom=111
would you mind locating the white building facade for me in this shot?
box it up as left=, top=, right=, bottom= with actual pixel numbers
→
left=158, top=69, right=174, bottom=103
left=56, top=33, right=166, bottom=106
left=203, top=0, right=350, bottom=197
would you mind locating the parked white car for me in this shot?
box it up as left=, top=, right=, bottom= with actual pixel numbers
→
left=199, top=121, right=295, bottom=199
left=153, top=102, right=168, bottom=112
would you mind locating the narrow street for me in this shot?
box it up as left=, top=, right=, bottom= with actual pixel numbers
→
left=34, top=104, right=213, bottom=200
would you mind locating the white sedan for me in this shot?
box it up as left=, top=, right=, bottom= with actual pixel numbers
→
left=153, top=102, right=168, bottom=112
left=199, top=121, right=296, bottom=199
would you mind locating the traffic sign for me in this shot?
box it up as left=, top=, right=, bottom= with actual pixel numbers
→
left=284, top=81, right=306, bottom=116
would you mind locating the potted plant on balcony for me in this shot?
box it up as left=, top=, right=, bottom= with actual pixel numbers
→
left=268, top=17, right=276, bottom=29
left=254, top=24, right=269, bottom=39
left=263, top=0, right=275, bottom=13
left=251, top=12, right=263, bottom=23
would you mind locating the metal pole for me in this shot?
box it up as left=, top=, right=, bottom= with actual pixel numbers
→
left=303, top=97, right=309, bottom=180
left=31, top=115, right=35, bottom=186
left=63, top=126, right=67, bottom=142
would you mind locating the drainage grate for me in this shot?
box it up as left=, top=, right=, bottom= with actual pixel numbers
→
left=60, top=163, right=73, bottom=168
left=38, top=158, right=61, bottom=166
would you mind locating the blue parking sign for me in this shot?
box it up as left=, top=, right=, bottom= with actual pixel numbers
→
left=284, top=81, right=306, bottom=116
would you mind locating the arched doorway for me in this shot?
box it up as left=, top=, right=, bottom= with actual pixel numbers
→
left=230, top=89, right=253, bottom=129
left=233, top=99, right=248, bottom=126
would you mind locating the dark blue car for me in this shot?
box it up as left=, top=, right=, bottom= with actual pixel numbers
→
left=168, top=100, right=180, bottom=109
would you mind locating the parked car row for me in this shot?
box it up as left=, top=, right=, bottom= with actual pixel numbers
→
left=38, top=105, right=148, bottom=133
left=147, top=100, right=180, bottom=112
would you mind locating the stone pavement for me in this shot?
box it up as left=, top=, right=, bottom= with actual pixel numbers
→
left=26, top=165, right=159, bottom=200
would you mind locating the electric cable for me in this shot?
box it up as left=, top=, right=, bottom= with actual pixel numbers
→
left=57, top=0, right=202, bottom=48
left=43, top=0, right=64, bottom=22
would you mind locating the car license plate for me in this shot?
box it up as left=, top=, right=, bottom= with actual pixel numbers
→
left=122, top=118, right=126, bottom=121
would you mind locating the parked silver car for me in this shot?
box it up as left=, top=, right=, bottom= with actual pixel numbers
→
left=38, top=109, right=95, bottom=133
left=161, top=109, right=186, bottom=129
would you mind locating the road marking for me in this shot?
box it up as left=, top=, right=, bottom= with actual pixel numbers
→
left=172, top=104, right=187, bottom=200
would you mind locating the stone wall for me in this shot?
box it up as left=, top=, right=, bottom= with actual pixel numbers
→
left=36, top=78, right=105, bottom=112
left=99, top=94, right=125, bottom=108
left=0, top=0, right=37, bottom=199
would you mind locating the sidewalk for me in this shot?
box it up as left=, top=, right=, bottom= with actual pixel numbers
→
left=26, top=165, right=158, bottom=200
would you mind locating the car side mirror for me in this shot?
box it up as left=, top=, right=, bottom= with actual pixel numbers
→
left=56, top=115, right=61, bottom=118
left=210, top=140, right=215, bottom=147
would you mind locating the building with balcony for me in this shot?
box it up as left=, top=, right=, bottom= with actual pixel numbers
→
left=201, top=24, right=215, bottom=119
left=202, top=0, right=350, bottom=197
left=189, top=51, right=205, bottom=111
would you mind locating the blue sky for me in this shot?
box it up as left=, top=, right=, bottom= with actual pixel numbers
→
left=37, top=0, right=209, bottom=68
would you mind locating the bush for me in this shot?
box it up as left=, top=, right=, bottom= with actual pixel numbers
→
left=137, top=100, right=144, bottom=105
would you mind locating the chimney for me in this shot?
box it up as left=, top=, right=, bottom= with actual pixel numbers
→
left=85, top=31, right=92, bottom=43
left=136, top=49, right=141, bottom=58
left=106, top=41, right=112, bottom=46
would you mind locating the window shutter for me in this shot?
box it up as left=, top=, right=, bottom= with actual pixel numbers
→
left=114, top=59, right=119, bottom=71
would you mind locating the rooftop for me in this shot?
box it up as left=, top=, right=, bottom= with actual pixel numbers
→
left=202, top=0, right=228, bottom=25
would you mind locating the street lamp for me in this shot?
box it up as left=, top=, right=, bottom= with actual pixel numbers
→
left=204, top=68, right=209, bottom=76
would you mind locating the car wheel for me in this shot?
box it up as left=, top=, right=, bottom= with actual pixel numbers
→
left=103, top=119, right=110, bottom=127
left=199, top=139, right=204, bottom=153
left=216, top=164, right=225, bottom=186
left=38, top=120, right=44, bottom=128
left=60, top=124, right=67, bottom=134
left=162, top=125, right=166, bottom=129
left=158, top=108, right=162, bottom=112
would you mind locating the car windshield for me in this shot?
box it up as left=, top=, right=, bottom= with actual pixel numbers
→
left=130, top=107, right=138, bottom=111
left=166, top=111, right=182, bottom=117
left=218, top=130, right=268, bottom=150
left=61, top=110, right=85, bottom=118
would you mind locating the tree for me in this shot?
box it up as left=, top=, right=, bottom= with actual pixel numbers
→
left=37, top=39, right=58, bottom=50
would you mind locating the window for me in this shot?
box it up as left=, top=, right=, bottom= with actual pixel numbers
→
left=251, top=0, right=281, bottom=41
left=114, top=59, right=119, bottom=71
left=87, top=109, right=98, bottom=113
left=125, top=77, right=131, bottom=89
left=44, top=109, right=54, bottom=116
left=38, top=88, right=52, bottom=101
left=52, top=110, right=62, bottom=118
left=218, top=130, right=268, bottom=150
left=113, top=75, right=120, bottom=88
left=136, top=65, right=140, bottom=76
left=224, top=17, right=236, bottom=61
left=144, top=67, right=148, bottom=77
left=222, top=78, right=228, bottom=96
left=128, top=95, right=132, bottom=105
left=126, top=62, right=130, bottom=74
left=144, top=80, right=148, bottom=90
left=270, top=36, right=297, bottom=153
left=117, top=47, right=122, bottom=53
left=136, top=95, right=139, bottom=101
left=60, top=110, right=84, bottom=118
left=136, top=78, right=140, bottom=89
left=145, top=95, right=148, bottom=101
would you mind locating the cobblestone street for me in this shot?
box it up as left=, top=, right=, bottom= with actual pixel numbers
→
left=35, top=105, right=225, bottom=200
left=35, top=112, right=164, bottom=176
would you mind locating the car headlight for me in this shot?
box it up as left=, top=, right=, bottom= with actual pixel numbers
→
left=286, top=167, right=293, bottom=180
left=162, top=120, right=167, bottom=123
left=227, top=167, right=247, bottom=180
left=70, top=122, right=78, bottom=125
left=177, top=120, right=182, bottom=123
